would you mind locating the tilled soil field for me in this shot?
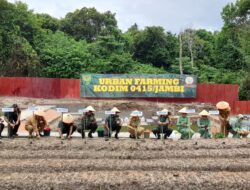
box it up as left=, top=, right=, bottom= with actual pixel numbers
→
left=0, top=138, right=250, bottom=190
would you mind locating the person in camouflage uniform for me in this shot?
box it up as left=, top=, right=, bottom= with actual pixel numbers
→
left=177, top=107, right=194, bottom=139
left=229, top=114, right=248, bottom=138
left=77, top=106, right=98, bottom=138
left=197, top=110, right=211, bottom=139
left=152, top=109, right=172, bottom=139
left=104, top=107, right=122, bottom=140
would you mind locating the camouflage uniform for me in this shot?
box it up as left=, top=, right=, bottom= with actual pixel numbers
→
left=197, top=117, right=211, bottom=138
left=177, top=116, right=194, bottom=139
left=152, top=115, right=172, bottom=139
left=77, top=113, right=98, bottom=138
left=104, top=114, right=122, bottom=139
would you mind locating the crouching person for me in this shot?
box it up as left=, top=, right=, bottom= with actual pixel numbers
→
left=177, top=107, right=194, bottom=139
left=228, top=114, right=248, bottom=138
left=77, top=106, right=97, bottom=138
left=104, top=107, right=122, bottom=140
left=25, top=110, right=48, bottom=139
left=128, top=111, right=144, bottom=139
left=197, top=110, right=211, bottom=139
left=152, top=109, right=172, bottom=139
left=58, top=114, right=76, bottom=140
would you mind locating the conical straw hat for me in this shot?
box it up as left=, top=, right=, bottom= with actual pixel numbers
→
left=34, top=110, right=45, bottom=117
left=85, top=106, right=95, bottom=112
left=130, top=110, right=141, bottom=117
left=178, top=107, right=188, bottom=113
left=160, top=109, right=169, bottom=115
left=62, top=114, right=74, bottom=124
left=216, top=101, right=229, bottom=110
left=199, top=110, right=209, bottom=116
left=111, top=107, right=120, bottom=113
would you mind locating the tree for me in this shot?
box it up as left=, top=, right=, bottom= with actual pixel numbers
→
left=60, top=7, right=117, bottom=42
left=88, top=29, right=136, bottom=74
left=0, top=0, right=39, bottom=76
left=35, top=31, right=92, bottom=78
left=36, top=13, right=59, bottom=32
left=133, top=26, right=178, bottom=69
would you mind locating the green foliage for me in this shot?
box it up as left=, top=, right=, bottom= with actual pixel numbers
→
left=60, top=7, right=117, bottom=42
left=129, top=63, right=166, bottom=74
left=170, top=57, right=199, bottom=75
left=36, top=13, right=59, bottom=32
left=36, top=31, right=91, bottom=78
left=214, top=132, right=225, bottom=139
left=239, top=69, right=250, bottom=100
left=133, top=26, right=178, bottom=69
left=0, top=0, right=249, bottom=100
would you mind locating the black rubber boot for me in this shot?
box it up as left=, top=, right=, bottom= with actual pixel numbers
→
left=157, top=134, right=161, bottom=139
left=81, top=132, right=85, bottom=138
left=164, top=134, right=168, bottom=139
left=88, top=132, right=93, bottom=138
left=115, top=133, right=119, bottom=139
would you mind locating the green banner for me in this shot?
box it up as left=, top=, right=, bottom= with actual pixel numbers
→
left=80, top=74, right=197, bottom=98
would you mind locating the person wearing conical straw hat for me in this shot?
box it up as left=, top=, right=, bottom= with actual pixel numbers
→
left=57, top=113, right=76, bottom=140
left=216, top=101, right=231, bottom=137
left=228, top=114, right=248, bottom=138
left=77, top=106, right=98, bottom=138
left=25, top=110, right=48, bottom=139
left=152, top=109, right=173, bottom=139
left=177, top=107, right=194, bottom=139
left=128, top=110, right=144, bottom=139
left=104, top=107, right=122, bottom=140
left=197, top=110, right=211, bottom=139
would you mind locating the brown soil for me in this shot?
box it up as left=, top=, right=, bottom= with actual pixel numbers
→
left=0, top=138, right=250, bottom=190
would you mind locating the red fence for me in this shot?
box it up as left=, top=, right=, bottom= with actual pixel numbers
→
left=0, top=77, right=249, bottom=113
left=234, top=101, right=250, bottom=114
left=0, top=77, right=80, bottom=99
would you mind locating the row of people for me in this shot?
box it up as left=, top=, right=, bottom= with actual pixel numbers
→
left=0, top=103, right=248, bottom=139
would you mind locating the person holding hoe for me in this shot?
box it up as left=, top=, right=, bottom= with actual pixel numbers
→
left=78, top=106, right=98, bottom=138
left=177, top=107, right=194, bottom=139
left=104, top=107, right=122, bottom=140
left=197, top=110, right=211, bottom=138
left=152, top=109, right=172, bottom=139
left=57, top=113, right=76, bottom=140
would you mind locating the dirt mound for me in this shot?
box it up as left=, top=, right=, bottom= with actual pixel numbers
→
left=0, top=138, right=250, bottom=189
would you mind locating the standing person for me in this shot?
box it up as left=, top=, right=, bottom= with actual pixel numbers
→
left=104, top=107, right=122, bottom=140
left=177, top=107, right=194, bottom=139
left=152, top=109, right=172, bottom=139
left=216, top=101, right=231, bottom=137
left=128, top=110, right=144, bottom=139
left=25, top=110, right=48, bottom=139
left=4, top=104, right=21, bottom=138
left=77, top=106, right=98, bottom=138
left=57, top=114, right=76, bottom=140
left=197, top=110, right=211, bottom=139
